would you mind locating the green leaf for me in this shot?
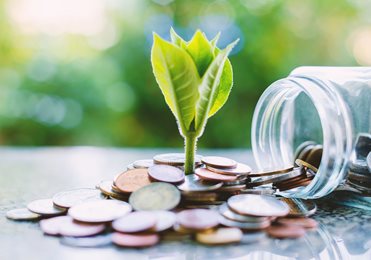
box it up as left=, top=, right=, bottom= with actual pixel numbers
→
left=194, top=40, right=239, bottom=132
left=210, top=32, right=221, bottom=49
left=170, top=28, right=187, bottom=49
left=151, top=33, right=200, bottom=131
left=185, top=30, right=214, bottom=77
left=208, top=51, right=233, bottom=117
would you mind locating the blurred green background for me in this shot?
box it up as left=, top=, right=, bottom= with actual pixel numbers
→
left=0, top=0, right=370, bottom=148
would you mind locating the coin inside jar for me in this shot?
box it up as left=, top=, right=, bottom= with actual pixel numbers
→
left=196, top=227, right=243, bottom=245
left=148, top=165, right=185, bottom=183
left=112, top=232, right=160, bottom=248
left=129, top=182, right=181, bottom=211
left=112, top=211, right=157, bottom=233
left=276, top=217, right=318, bottom=229
left=52, top=188, right=104, bottom=208
left=176, top=209, right=219, bottom=230
left=27, top=199, right=67, bottom=216
left=201, top=156, right=237, bottom=169
left=195, top=168, right=238, bottom=182
left=279, top=198, right=317, bottom=217
left=266, top=225, right=306, bottom=239
left=69, top=200, right=132, bottom=223
left=227, top=194, right=289, bottom=217
left=177, top=174, right=223, bottom=192
left=295, top=159, right=318, bottom=173
left=206, top=163, right=251, bottom=176
left=114, top=169, right=152, bottom=193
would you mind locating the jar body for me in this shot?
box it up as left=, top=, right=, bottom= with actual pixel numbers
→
left=252, top=67, right=371, bottom=199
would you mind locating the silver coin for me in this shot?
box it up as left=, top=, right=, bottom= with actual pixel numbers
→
left=126, top=163, right=135, bottom=170
left=151, top=210, right=177, bottom=232
left=227, top=194, right=289, bottom=217
left=367, top=152, right=371, bottom=173
left=6, top=208, right=41, bottom=220
left=153, top=153, right=202, bottom=166
left=222, top=176, right=248, bottom=186
left=206, top=163, right=251, bottom=176
left=177, top=174, right=223, bottom=192
left=148, top=165, right=185, bottom=183
left=27, top=199, right=67, bottom=216
left=218, top=215, right=271, bottom=230
left=240, top=187, right=276, bottom=195
left=60, top=234, right=112, bottom=248
left=219, top=203, right=268, bottom=223
left=349, top=159, right=369, bottom=174
left=201, top=156, right=237, bottom=169
left=69, top=200, right=132, bottom=223
left=279, top=198, right=317, bottom=217
left=133, top=159, right=154, bottom=169
left=53, top=188, right=105, bottom=208
left=112, top=211, right=157, bottom=233
left=249, top=167, right=303, bottom=187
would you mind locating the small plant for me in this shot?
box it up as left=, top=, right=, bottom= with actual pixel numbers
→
left=151, top=28, right=238, bottom=175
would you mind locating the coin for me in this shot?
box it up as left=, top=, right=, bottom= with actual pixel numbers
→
left=60, top=234, right=112, bottom=248
left=151, top=210, right=176, bottom=232
left=367, top=152, right=371, bottom=172
left=195, top=168, right=238, bottom=182
left=114, top=169, right=152, bottom=193
left=177, top=209, right=219, bottom=230
left=266, top=225, right=306, bottom=239
left=129, top=182, right=181, bottom=211
left=249, top=166, right=294, bottom=177
left=354, top=133, right=371, bottom=159
left=126, top=163, right=135, bottom=170
left=218, top=215, right=271, bottom=230
left=27, top=199, right=67, bottom=216
left=153, top=153, right=202, bottom=166
left=182, top=191, right=218, bottom=202
left=148, top=165, right=185, bottom=183
left=305, top=145, right=323, bottom=169
left=276, top=179, right=313, bottom=191
left=133, top=159, right=154, bottom=169
left=40, top=216, right=106, bottom=237
left=217, top=184, right=246, bottom=192
left=294, top=141, right=317, bottom=161
left=98, top=180, right=128, bottom=200
left=196, top=227, right=243, bottom=245
left=240, top=187, right=276, bottom=195
left=112, top=211, right=157, bottom=233
left=201, top=156, right=237, bottom=169
left=219, top=203, right=268, bottom=223
left=206, top=163, right=251, bottom=176
left=295, top=159, right=318, bottom=173
left=249, top=168, right=304, bottom=187
left=278, top=198, right=317, bottom=217
left=349, top=159, right=369, bottom=174
left=276, top=217, right=318, bottom=229
left=53, top=188, right=104, bottom=208
left=112, top=232, right=159, bottom=247
left=69, top=200, right=132, bottom=223
left=348, top=171, right=371, bottom=183
left=228, top=194, right=289, bottom=217
left=6, top=208, right=41, bottom=221
left=177, top=174, right=223, bottom=192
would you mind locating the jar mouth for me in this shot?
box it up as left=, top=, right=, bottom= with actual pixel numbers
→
left=252, top=77, right=353, bottom=198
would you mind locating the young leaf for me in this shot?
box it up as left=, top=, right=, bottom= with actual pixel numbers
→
left=194, top=40, right=239, bottom=132
left=170, top=28, right=187, bottom=49
left=210, top=32, right=221, bottom=49
left=151, top=33, right=200, bottom=131
left=185, top=30, right=214, bottom=77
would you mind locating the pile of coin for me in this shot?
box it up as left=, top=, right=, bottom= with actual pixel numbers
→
left=346, top=134, right=371, bottom=195
left=6, top=153, right=319, bottom=248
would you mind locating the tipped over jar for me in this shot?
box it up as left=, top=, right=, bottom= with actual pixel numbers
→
left=252, top=67, right=371, bottom=199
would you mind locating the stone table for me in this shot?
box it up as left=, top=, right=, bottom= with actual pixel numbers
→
left=0, top=147, right=370, bottom=260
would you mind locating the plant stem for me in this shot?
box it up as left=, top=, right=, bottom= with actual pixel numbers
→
left=184, top=134, right=197, bottom=175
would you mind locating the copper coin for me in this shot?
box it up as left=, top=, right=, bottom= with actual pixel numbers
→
left=206, top=163, right=251, bottom=176
left=266, top=225, right=306, bottom=239
left=228, top=194, right=289, bottom=217
left=218, top=215, right=271, bottom=230
left=295, top=159, right=318, bottom=173
left=195, top=168, right=238, bottom=182
left=53, top=188, right=105, bottom=208
left=276, top=217, right=318, bottom=229
left=294, top=141, right=317, bottom=161
left=196, top=227, right=243, bottom=245
left=112, top=211, right=157, bottom=233
left=177, top=174, right=223, bottom=192
left=112, top=232, right=159, bottom=247
left=69, top=200, right=132, bottom=223
left=201, top=156, right=237, bottom=169
left=249, top=166, right=294, bottom=177
left=133, top=159, right=154, bottom=169
left=27, top=199, right=67, bottom=216
left=276, top=179, right=312, bottom=191
left=219, top=203, right=268, bottom=223
left=148, top=165, right=185, bottom=183
left=6, top=208, right=41, bottom=221
left=129, top=182, right=181, bottom=211
left=114, top=169, right=152, bottom=193
left=98, top=180, right=128, bottom=201
left=177, top=209, right=219, bottom=230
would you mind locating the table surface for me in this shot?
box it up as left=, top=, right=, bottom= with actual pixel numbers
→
left=0, top=147, right=370, bottom=260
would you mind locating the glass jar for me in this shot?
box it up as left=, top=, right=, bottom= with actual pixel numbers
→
left=251, top=67, right=371, bottom=199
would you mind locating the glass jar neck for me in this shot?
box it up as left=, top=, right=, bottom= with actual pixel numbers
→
left=252, top=75, right=354, bottom=198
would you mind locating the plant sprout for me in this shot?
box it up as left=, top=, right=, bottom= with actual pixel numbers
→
left=151, top=28, right=239, bottom=174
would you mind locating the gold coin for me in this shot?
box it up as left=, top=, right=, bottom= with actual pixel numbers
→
left=295, top=159, right=318, bottom=173
left=196, top=227, right=243, bottom=245
left=114, top=169, right=152, bottom=193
